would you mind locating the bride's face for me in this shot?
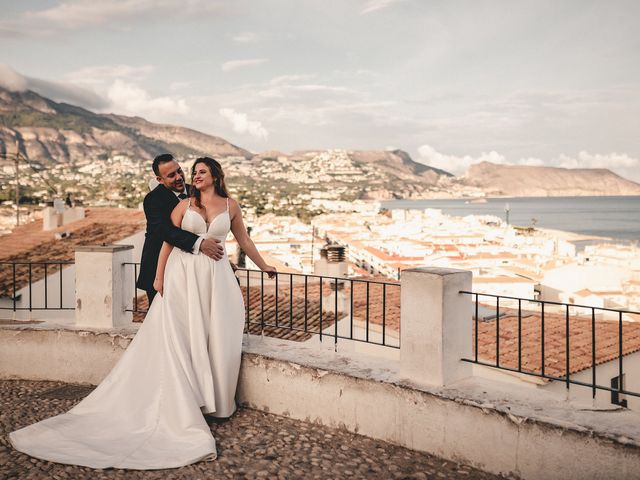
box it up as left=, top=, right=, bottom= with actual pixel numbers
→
left=192, top=163, right=214, bottom=190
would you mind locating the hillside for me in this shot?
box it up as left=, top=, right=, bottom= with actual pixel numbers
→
left=462, top=162, right=640, bottom=197
left=0, top=87, right=252, bottom=165
left=245, top=149, right=451, bottom=200
left=1, top=86, right=638, bottom=201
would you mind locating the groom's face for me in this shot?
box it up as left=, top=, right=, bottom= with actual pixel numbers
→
left=156, top=160, right=186, bottom=193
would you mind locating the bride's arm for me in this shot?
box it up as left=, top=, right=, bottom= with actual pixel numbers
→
left=153, top=200, right=189, bottom=296
left=229, top=198, right=276, bottom=278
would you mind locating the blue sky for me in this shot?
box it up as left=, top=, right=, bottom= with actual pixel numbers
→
left=1, top=0, right=639, bottom=181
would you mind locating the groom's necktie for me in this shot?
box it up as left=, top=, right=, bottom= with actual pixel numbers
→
left=178, top=193, right=187, bottom=200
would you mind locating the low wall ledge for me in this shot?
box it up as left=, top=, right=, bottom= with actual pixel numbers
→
left=242, top=335, right=640, bottom=451
left=403, top=267, right=470, bottom=276
left=75, top=244, right=134, bottom=253
left=2, top=326, right=639, bottom=464
left=0, top=323, right=138, bottom=339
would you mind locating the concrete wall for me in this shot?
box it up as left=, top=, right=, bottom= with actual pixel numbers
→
left=0, top=326, right=135, bottom=384
left=238, top=339, right=640, bottom=480
left=2, top=326, right=639, bottom=480
left=3, top=264, right=640, bottom=478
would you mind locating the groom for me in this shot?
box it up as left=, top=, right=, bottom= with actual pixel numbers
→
left=137, top=153, right=224, bottom=304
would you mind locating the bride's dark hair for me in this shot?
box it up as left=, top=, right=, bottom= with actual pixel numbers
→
left=190, top=157, right=229, bottom=208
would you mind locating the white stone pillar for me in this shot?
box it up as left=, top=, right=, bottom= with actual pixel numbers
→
left=75, top=245, right=134, bottom=329
left=400, top=267, right=472, bottom=387
left=42, top=207, right=61, bottom=231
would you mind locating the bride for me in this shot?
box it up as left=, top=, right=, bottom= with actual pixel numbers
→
left=10, top=157, right=276, bottom=469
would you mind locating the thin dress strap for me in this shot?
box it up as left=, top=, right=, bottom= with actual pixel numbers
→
left=226, top=197, right=229, bottom=211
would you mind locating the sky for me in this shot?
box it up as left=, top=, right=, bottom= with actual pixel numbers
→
left=1, top=0, right=639, bottom=181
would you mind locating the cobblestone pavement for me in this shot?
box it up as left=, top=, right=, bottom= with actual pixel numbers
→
left=1, top=380, right=509, bottom=480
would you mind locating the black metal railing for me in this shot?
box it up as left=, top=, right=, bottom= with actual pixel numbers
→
left=239, top=268, right=400, bottom=350
left=461, top=291, right=640, bottom=403
left=123, top=263, right=400, bottom=349
left=0, top=261, right=75, bottom=311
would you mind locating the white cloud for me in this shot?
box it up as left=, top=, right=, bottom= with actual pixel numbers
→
left=219, top=108, right=268, bottom=140
left=107, top=79, right=189, bottom=118
left=1, top=64, right=191, bottom=125
left=0, top=64, right=108, bottom=109
left=221, top=58, right=268, bottom=73
left=417, top=144, right=506, bottom=176
left=417, top=144, right=640, bottom=183
left=258, top=83, right=355, bottom=99
left=360, top=0, right=404, bottom=14
left=62, top=65, right=192, bottom=120
left=169, top=81, right=193, bottom=91
left=256, top=74, right=359, bottom=100
left=557, top=151, right=638, bottom=170
left=1, top=0, right=224, bottom=36
left=515, top=157, right=546, bottom=167
left=65, top=64, right=155, bottom=86
left=269, top=74, right=316, bottom=85
left=0, top=64, right=28, bottom=91
left=556, top=152, right=640, bottom=182
left=232, top=31, right=258, bottom=43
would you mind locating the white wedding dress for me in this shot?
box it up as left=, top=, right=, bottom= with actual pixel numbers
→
left=10, top=200, right=245, bottom=470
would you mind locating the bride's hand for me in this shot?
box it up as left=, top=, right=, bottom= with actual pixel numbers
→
left=153, top=277, right=164, bottom=297
left=263, top=265, right=277, bottom=279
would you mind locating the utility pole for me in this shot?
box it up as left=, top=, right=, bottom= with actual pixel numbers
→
left=2, top=144, right=56, bottom=228
left=0, top=146, right=22, bottom=227
left=311, top=226, right=316, bottom=267
left=14, top=141, right=20, bottom=227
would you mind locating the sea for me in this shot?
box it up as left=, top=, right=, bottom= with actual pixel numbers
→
left=381, top=196, right=640, bottom=248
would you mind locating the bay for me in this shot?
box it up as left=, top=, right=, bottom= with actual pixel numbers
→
left=381, top=196, right=640, bottom=242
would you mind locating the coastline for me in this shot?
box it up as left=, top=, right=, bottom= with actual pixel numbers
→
left=380, top=196, right=640, bottom=243
left=533, top=227, right=612, bottom=243
left=380, top=194, right=640, bottom=203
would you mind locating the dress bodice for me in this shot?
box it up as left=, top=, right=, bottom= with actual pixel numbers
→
left=181, top=200, right=230, bottom=242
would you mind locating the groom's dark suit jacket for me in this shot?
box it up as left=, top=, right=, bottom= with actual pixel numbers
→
left=136, top=184, right=199, bottom=293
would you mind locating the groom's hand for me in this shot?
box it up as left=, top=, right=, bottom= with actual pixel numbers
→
left=200, top=238, right=224, bottom=261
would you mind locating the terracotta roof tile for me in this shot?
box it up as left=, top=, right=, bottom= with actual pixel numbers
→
left=133, top=276, right=402, bottom=342
left=0, top=208, right=144, bottom=297
left=133, top=283, right=338, bottom=342
left=473, top=307, right=640, bottom=378
left=133, top=275, right=640, bottom=378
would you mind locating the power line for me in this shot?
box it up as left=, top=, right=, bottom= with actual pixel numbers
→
left=24, top=157, right=58, bottom=195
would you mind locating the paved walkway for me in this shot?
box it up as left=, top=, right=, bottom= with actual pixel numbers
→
left=1, top=380, right=509, bottom=479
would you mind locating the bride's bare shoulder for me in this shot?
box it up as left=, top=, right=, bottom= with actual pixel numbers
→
left=170, top=199, right=190, bottom=225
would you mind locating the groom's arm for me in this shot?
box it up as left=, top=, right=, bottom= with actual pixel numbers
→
left=144, top=195, right=198, bottom=253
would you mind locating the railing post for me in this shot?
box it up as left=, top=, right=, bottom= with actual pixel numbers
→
left=75, top=245, right=134, bottom=329
left=400, top=267, right=472, bottom=387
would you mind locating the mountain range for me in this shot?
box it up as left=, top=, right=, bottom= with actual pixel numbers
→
left=0, top=87, right=251, bottom=164
left=1, top=86, right=639, bottom=198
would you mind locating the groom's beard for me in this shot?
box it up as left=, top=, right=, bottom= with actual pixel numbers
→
left=169, top=177, right=185, bottom=193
